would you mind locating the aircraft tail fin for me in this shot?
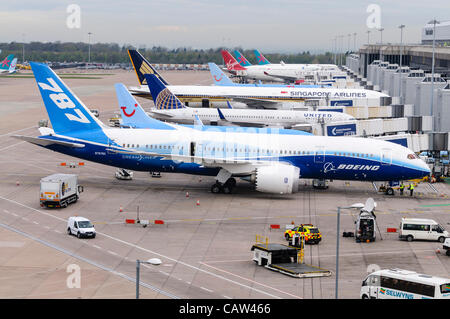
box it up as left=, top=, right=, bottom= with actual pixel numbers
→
left=0, top=54, right=14, bottom=70
left=254, top=49, right=270, bottom=65
left=221, top=50, right=246, bottom=71
left=208, top=62, right=235, bottom=86
left=144, top=73, right=186, bottom=110
left=127, top=50, right=169, bottom=86
left=115, top=83, right=174, bottom=130
left=8, top=58, right=17, bottom=73
left=30, top=62, right=106, bottom=136
left=233, top=50, right=252, bottom=67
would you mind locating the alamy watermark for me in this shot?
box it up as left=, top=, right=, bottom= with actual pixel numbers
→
left=66, top=264, right=81, bottom=289
left=66, top=4, right=81, bottom=29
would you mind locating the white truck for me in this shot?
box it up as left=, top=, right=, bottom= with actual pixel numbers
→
left=40, top=174, right=83, bottom=208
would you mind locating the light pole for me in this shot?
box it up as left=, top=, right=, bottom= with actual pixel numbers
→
left=88, top=32, right=92, bottom=64
left=348, top=33, right=351, bottom=53
left=136, top=258, right=162, bottom=299
left=430, top=19, right=439, bottom=117
left=335, top=203, right=363, bottom=299
left=399, top=24, right=405, bottom=104
left=378, top=28, right=384, bottom=61
left=22, top=33, right=25, bottom=63
left=367, top=30, right=371, bottom=45
left=353, top=32, right=357, bottom=52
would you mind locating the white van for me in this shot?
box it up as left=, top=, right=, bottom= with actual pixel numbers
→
left=67, top=216, right=96, bottom=238
left=399, top=218, right=448, bottom=243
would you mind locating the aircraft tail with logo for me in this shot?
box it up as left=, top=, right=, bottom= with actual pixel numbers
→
left=28, top=62, right=109, bottom=142
left=233, top=50, right=252, bottom=67
left=8, top=58, right=17, bottom=74
left=144, top=73, right=186, bottom=110
left=208, top=62, right=235, bottom=86
left=127, top=49, right=169, bottom=86
left=115, top=83, right=174, bottom=130
left=253, top=49, right=270, bottom=65
left=0, top=54, right=14, bottom=73
left=221, top=50, right=246, bottom=73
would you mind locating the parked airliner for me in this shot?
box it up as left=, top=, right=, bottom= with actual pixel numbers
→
left=144, top=74, right=355, bottom=128
left=223, top=50, right=338, bottom=83
left=13, top=62, right=429, bottom=195
left=127, top=50, right=390, bottom=110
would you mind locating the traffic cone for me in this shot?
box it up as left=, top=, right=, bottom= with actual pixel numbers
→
left=196, top=200, right=200, bottom=206
left=16, top=181, right=20, bottom=186
left=119, top=205, right=123, bottom=212
left=186, top=192, right=189, bottom=198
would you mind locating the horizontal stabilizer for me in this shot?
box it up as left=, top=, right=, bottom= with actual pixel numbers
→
left=12, top=135, right=85, bottom=148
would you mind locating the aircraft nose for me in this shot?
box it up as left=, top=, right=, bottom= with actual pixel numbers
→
left=418, top=159, right=431, bottom=177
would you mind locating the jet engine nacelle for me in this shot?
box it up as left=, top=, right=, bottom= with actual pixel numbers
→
left=254, top=164, right=300, bottom=194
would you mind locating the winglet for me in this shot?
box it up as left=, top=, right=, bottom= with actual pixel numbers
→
left=226, top=101, right=233, bottom=109
left=217, top=108, right=227, bottom=121
left=194, top=114, right=204, bottom=126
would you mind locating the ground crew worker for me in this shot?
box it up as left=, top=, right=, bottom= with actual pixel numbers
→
left=409, top=183, right=414, bottom=196
left=399, top=182, right=405, bottom=195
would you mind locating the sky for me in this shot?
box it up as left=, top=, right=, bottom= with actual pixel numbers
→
left=1, top=0, right=449, bottom=53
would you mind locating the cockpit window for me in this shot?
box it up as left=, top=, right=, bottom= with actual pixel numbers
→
left=407, top=153, right=419, bottom=160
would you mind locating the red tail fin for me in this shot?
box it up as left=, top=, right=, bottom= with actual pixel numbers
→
left=221, top=50, right=246, bottom=71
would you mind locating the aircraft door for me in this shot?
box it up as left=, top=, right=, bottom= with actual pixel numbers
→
left=314, top=147, right=325, bottom=163
left=381, top=148, right=392, bottom=166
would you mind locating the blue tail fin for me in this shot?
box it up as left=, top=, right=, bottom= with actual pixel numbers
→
left=144, top=74, right=186, bottom=110
left=8, top=58, right=17, bottom=73
left=0, top=54, right=14, bottom=70
left=115, top=83, right=174, bottom=130
left=208, top=62, right=235, bottom=86
left=128, top=50, right=169, bottom=86
left=254, top=49, right=270, bottom=65
left=233, top=50, right=252, bottom=67
left=30, top=62, right=105, bottom=135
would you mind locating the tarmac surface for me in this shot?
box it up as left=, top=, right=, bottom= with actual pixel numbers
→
left=0, top=68, right=449, bottom=299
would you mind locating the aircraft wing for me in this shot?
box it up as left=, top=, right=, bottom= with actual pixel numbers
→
left=263, top=71, right=298, bottom=82
left=228, top=97, right=281, bottom=109
left=12, top=135, right=85, bottom=148
left=147, top=110, right=174, bottom=118
left=105, top=147, right=279, bottom=174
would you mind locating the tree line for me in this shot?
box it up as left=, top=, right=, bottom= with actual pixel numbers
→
left=0, top=41, right=334, bottom=65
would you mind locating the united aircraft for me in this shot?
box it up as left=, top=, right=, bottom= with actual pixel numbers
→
left=13, top=62, right=430, bottom=195
left=143, top=73, right=355, bottom=128
left=127, top=50, right=390, bottom=109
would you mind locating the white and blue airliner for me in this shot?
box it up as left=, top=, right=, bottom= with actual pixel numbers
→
left=13, top=62, right=430, bottom=195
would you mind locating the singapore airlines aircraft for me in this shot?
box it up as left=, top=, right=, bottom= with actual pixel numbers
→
left=143, top=73, right=355, bottom=128
left=13, top=62, right=429, bottom=195
left=127, top=50, right=389, bottom=109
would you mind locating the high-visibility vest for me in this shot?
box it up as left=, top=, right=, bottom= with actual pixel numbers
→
left=400, top=184, right=405, bottom=190
left=409, top=184, right=414, bottom=190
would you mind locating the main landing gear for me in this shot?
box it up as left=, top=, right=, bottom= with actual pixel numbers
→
left=211, top=178, right=237, bottom=194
